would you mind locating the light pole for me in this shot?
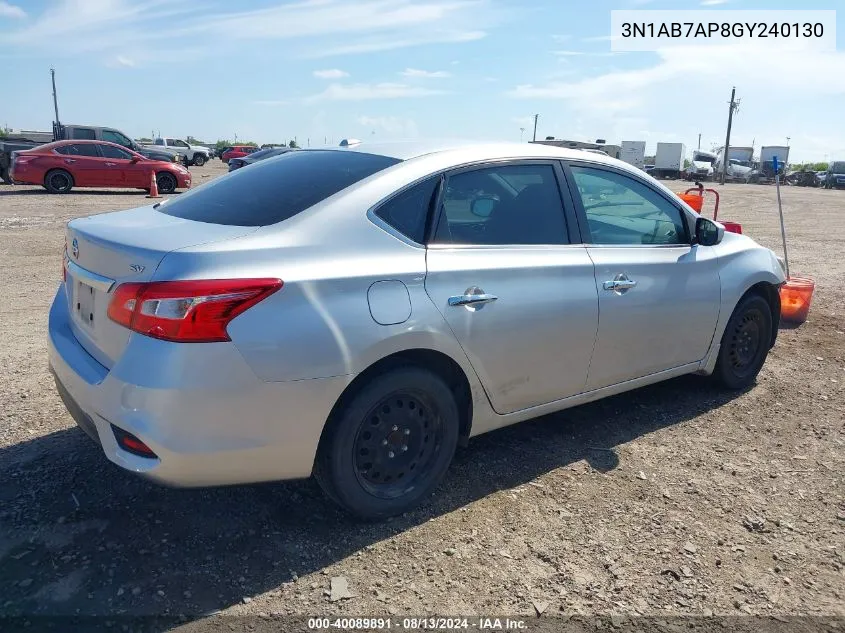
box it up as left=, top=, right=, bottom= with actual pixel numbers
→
left=786, top=136, right=790, bottom=146
left=520, top=127, right=525, bottom=142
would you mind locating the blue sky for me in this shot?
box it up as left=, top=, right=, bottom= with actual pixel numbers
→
left=1, top=0, right=843, bottom=162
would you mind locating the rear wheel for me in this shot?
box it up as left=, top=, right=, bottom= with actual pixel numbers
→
left=714, top=294, right=773, bottom=390
left=192, top=154, right=205, bottom=167
left=156, top=172, right=177, bottom=194
left=315, top=367, right=459, bottom=520
left=44, top=169, right=74, bottom=194
left=1, top=166, right=11, bottom=184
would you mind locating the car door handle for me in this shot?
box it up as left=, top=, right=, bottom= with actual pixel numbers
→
left=104, top=162, right=117, bottom=167
left=64, top=159, right=76, bottom=164
left=448, top=293, right=498, bottom=306
left=602, top=279, right=637, bottom=291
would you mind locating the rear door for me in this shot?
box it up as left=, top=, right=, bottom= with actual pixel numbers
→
left=564, top=161, right=721, bottom=390
left=54, top=143, right=104, bottom=186
left=424, top=161, right=598, bottom=414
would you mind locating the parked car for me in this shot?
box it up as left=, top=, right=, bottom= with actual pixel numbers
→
left=824, top=161, right=845, bottom=189
left=228, top=147, right=293, bottom=172
left=49, top=141, right=785, bottom=519
left=221, top=146, right=259, bottom=163
left=11, top=140, right=191, bottom=194
left=2, top=125, right=181, bottom=184
left=142, top=138, right=211, bottom=166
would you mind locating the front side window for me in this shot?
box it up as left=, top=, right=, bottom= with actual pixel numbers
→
left=102, top=130, right=132, bottom=148
left=171, top=140, right=188, bottom=148
left=374, top=177, right=439, bottom=244
left=569, top=165, right=687, bottom=245
left=99, top=144, right=133, bottom=159
left=158, top=150, right=400, bottom=227
left=433, top=163, right=569, bottom=245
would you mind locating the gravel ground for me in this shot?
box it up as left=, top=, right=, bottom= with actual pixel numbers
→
left=1, top=162, right=843, bottom=627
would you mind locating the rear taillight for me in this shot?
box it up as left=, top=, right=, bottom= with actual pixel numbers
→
left=14, top=155, right=35, bottom=165
left=107, top=278, right=282, bottom=343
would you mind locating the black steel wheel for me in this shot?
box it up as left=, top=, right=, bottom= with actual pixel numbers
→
left=192, top=154, right=205, bottom=167
left=315, top=366, right=460, bottom=520
left=44, top=169, right=73, bottom=194
left=714, top=294, right=773, bottom=389
left=156, top=172, right=178, bottom=194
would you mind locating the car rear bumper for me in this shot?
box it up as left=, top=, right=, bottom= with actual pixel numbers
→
left=47, top=282, right=351, bottom=487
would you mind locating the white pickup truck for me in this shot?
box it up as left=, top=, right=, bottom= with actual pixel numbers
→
left=144, top=138, right=211, bottom=166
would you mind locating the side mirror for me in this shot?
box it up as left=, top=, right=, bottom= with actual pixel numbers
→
left=470, top=195, right=498, bottom=218
left=695, top=216, right=724, bottom=246
left=130, top=156, right=141, bottom=163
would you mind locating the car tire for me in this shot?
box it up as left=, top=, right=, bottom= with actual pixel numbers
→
left=192, top=154, right=205, bottom=167
left=713, top=293, right=773, bottom=390
left=315, top=367, right=460, bottom=520
left=156, top=172, right=178, bottom=194
left=0, top=166, right=11, bottom=184
left=44, top=169, right=74, bottom=194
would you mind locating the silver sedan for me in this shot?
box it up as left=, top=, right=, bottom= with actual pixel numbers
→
left=49, top=141, right=785, bottom=519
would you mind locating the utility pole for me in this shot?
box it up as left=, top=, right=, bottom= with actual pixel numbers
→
left=50, top=68, right=61, bottom=125
left=720, top=87, right=739, bottom=185
left=532, top=114, right=539, bottom=142
left=697, top=133, right=701, bottom=149
left=520, top=127, right=525, bottom=142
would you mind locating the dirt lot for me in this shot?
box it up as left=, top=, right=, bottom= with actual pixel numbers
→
left=1, top=162, right=843, bottom=628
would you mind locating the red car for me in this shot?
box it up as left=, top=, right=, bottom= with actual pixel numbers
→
left=221, top=145, right=259, bottom=163
left=10, top=140, right=191, bottom=194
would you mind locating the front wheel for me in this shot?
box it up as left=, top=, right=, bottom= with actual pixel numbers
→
left=315, top=367, right=460, bottom=520
left=156, top=172, right=178, bottom=194
left=713, top=294, right=773, bottom=390
left=192, top=154, right=205, bottom=167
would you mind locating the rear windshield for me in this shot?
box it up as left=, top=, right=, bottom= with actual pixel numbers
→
left=158, top=150, right=400, bottom=226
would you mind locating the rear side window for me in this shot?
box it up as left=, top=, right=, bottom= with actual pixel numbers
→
left=71, top=128, right=96, bottom=140
left=158, top=150, right=401, bottom=227
left=56, top=144, right=100, bottom=157
left=374, top=177, right=439, bottom=244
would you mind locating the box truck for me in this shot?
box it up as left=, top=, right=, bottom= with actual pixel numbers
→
left=620, top=141, right=646, bottom=170
left=653, top=142, right=686, bottom=179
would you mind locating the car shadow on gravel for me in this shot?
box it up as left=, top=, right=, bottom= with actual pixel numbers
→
left=0, top=189, right=183, bottom=197
left=0, top=374, right=744, bottom=620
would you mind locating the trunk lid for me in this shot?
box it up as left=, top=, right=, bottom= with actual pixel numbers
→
left=65, top=204, right=258, bottom=368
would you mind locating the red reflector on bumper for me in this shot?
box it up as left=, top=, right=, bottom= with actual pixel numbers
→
left=112, top=426, right=158, bottom=458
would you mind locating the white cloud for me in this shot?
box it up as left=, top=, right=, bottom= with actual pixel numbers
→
left=0, top=1, right=25, bottom=19
left=303, top=30, right=485, bottom=58
left=357, top=115, right=419, bottom=138
left=305, top=82, right=445, bottom=102
left=510, top=45, right=845, bottom=116
left=400, top=68, right=451, bottom=78
left=0, top=0, right=495, bottom=61
left=313, top=69, right=349, bottom=79
left=108, top=55, right=136, bottom=68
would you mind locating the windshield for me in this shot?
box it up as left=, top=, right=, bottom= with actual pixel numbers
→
left=693, top=155, right=716, bottom=164
left=831, top=162, right=845, bottom=173
left=158, top=150, right=400, bottom=227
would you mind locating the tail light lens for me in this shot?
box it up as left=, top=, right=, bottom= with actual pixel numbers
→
left=107, top=278, right=282, bottom=342
left=14, top=155, right=35, bottom=165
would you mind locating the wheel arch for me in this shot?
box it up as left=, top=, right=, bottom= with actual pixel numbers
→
left=44, top=168, right=75, bottom=191
left=316, top=348, right=475, bottom=464
left=739, top=280, right=781, bottom=349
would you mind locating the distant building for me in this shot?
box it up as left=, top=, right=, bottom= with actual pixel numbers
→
left=531, top=138, right=621, bottom=159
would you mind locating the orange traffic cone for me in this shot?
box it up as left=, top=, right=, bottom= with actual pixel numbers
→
left=146, top=172, right=160, bottom=198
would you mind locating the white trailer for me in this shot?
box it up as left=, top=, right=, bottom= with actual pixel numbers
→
left=760, top=146, right=790, bottom=169
left=620, top=141, right=646, bottom=170
left=653, top=142, right=686, bottom=179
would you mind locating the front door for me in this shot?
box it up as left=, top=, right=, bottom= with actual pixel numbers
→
left=98, top=143, right=147, bottom=187
left=566, top=163, right=721, bottom=391
left=424, top=161, right=598, bottom=414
